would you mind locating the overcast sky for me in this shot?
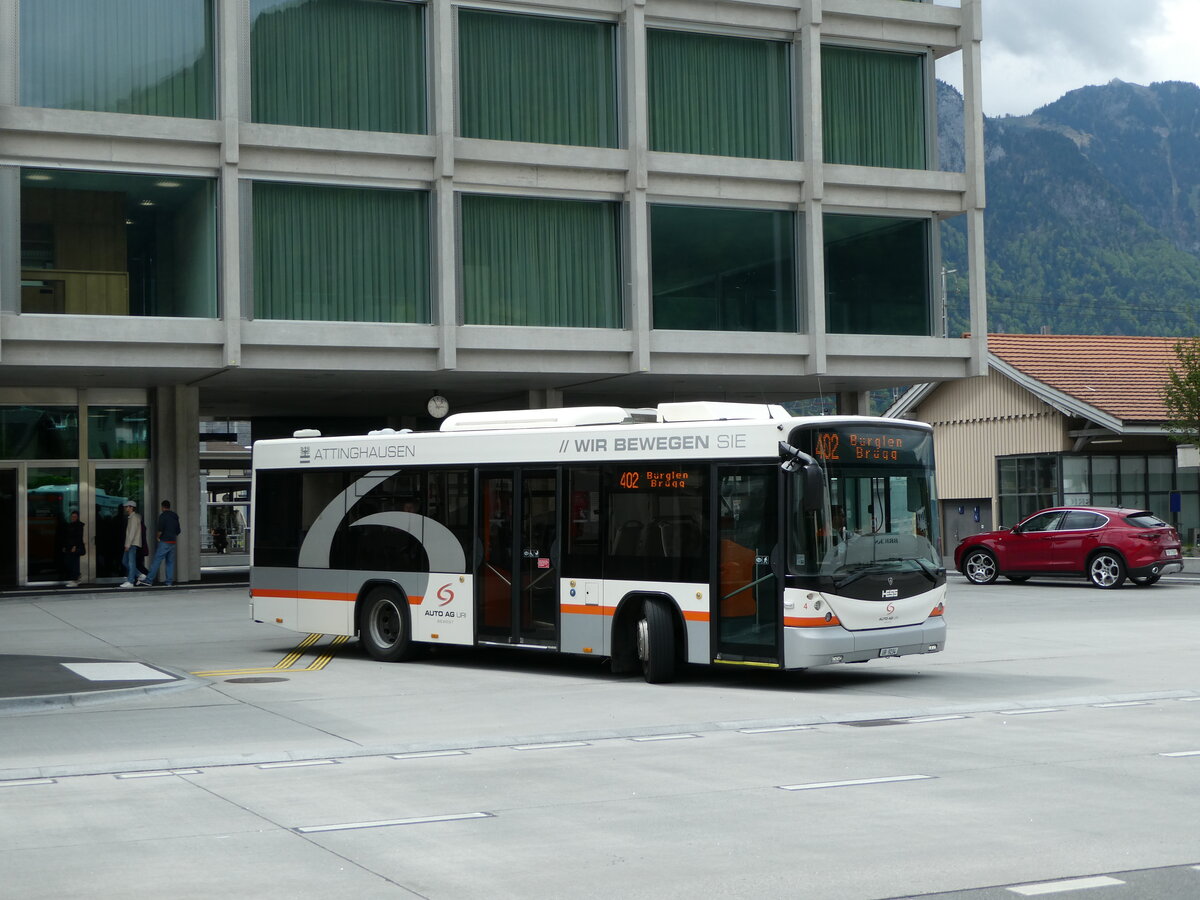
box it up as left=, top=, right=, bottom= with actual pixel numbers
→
left=937, top=0, right=1200, bottom=117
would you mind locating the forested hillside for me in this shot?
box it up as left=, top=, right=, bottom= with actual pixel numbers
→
left=939, top=79, right=1200, bottom=336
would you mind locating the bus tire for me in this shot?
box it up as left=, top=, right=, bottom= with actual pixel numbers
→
left=637, top=598, right=677, bottom=684
left=360, top=586, right=417, bottom=662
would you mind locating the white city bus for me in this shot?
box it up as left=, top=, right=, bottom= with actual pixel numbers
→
left=250, top=401, right=945, bottom=682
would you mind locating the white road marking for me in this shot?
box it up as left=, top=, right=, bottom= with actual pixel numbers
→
left=62, top=662, right=175, bottom=682
left=295, top=812, right=493, bottom=833
left=1159, top=750, right=1200, bottom=757
left=906, top=714, right=970, bottom=723
left=739, top=725, right=813, bottom=734
left=630, top=734, right=699, bottom=742
left=511, top=741, right=590, bottom=751
left=1007, top=875, right=1124, bottom=895
left=116, top=770, right=200, bottom=779
left=778, top=774, right=934, bottom=791
left=257, top=760, right=337, bottom=769
left=391, top=750, right=468, bottom=760
left=0, top=778, right=55, bottom=787
left=1092, top=701, right=1150, bottom=708
left=998, top=708, right=1061, bottom=716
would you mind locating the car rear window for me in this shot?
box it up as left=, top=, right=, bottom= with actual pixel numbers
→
left=1060, top=511, right=1105, bottom=530
left=1125, top=512, right=1169, bottom=528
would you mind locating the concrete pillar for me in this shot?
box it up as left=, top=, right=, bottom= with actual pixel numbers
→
left=527, top=388, right=564, bottom=409
left=151, top=385, right=200, bottom=583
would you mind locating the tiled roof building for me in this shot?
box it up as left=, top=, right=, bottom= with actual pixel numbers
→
left=890, top=334, right=1198, bottom=552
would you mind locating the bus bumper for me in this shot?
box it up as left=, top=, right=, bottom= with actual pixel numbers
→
left=783, top=618, right=946, bottom=670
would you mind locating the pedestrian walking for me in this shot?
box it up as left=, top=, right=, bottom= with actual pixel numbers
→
left=62, top=509, right=86, bottom=587
left=119, top=501, right=143, bottom=588
left=141, top=500, right=181, bottom=587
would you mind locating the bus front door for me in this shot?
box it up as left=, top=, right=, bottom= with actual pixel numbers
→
left=715, top=466, right=780, bottom=663
left=477, top=469, right=559, bottom=647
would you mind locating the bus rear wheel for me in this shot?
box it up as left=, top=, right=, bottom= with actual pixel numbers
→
left=637, top=599, right=677, bottom=684
left=360, top=586, right=417, bottom=662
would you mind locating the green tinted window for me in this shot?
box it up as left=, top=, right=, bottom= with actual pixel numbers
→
left=461, top=195, right=621, bottom=327
left=251, top=0, right=426, bottom=133
left=648, top=30, right=791, bottom=160
left=823, top=47, right=925, bottom=169
left=253, top=182, right=430, bottom=323
left=459, top=11, right=616, bottom=148
left=88, top=407, right=150, bottom=459
left=651, top=205, right=796, bottom=332
left=20, top=0, right=214, bottom=118
left=825, top=214, right=929, bottom=335
left=0, top=407, right=78, bottom=459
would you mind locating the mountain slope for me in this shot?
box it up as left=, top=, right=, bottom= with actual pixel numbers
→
left=939, top=79, right=1200, bottom=337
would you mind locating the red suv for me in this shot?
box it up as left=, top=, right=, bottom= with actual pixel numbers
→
left=955, top=507, right=1183, bottom=589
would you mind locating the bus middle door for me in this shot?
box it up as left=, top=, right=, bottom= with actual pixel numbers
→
left=714, top=465, right=781, bottom=664
left=477, top=469, right=559, bottom=648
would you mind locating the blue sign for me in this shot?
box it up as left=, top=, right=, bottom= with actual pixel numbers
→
left=1171, top=491, right=1182, bottom=513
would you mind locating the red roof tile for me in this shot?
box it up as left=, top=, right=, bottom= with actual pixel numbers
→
left=987, top=333, right=1184, bottom=423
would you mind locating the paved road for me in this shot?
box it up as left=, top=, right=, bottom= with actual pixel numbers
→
left=1, top=576, right=1198, bottom=898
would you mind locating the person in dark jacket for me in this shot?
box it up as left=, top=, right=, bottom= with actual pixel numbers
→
left=140, top=500, right=182, bottom=587
left=62, top=509, right=86, bottom=586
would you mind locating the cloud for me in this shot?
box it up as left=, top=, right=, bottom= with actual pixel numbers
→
left=986, top=0, right=1167, bottom=68
left=938, top=0, right=1197, bottom=116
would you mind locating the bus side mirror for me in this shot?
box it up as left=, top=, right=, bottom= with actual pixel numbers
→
left=779, top=442, right=825, bottom=512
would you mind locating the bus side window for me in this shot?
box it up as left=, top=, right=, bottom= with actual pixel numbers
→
left=563, top=467, right=602, bottom=578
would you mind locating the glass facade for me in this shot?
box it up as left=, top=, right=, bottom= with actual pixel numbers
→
left=0, top=407, right=78, bottom=459
left=460, top=195, right=621, bottom=328
left=88, top=407, right=150, bottom=460
left=251, top=0, right=426, bottom=133
left=648, top=29, right=791, bottom=160
left=458, top=10, right=617, bottom=148
left=21, top=169, right=217, bottom=318
left=20, top=0, right=214, bottom=118
left=651, top=205, right=796, bottom=332
left=822, top=47, right=926, bottom=169
left=252, top=182, right=431, bottom=323
left=824, top=214, right=930, bottom=335
left=998, top=452, right=1200, bottom=547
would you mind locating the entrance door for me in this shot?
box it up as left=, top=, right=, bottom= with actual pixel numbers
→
left=26, top=467, right=80, bottom=584
left=93, top=467, right=146, bottom=582
left=0, top=470, right=16, bottom=586
left=477, top=469, right=559, bottom=646
left=715, top=466, right=780, bottom=661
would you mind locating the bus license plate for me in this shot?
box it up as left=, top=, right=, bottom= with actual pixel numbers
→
left=879, top=647, right=900, bottom=657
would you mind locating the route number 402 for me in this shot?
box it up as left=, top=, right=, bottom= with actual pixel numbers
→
left=814, top=432, right=840, bottom=461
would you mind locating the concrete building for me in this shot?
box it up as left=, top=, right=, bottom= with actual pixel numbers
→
left=0, top=0, right=987, bottom=586
left=888, top=334, right=1199, bottom=555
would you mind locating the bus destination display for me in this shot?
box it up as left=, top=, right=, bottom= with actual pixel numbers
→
left=812, top=430, right=909, bottom=463
left=617, top=469, right=692, bottom=490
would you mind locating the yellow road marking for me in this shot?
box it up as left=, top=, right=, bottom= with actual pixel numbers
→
left=192, top=633, right=348, bottom=677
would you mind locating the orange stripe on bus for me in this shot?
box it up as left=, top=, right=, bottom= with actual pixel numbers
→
left=252, top=589, right=356, bottom=602
left=559, top=604, right=710, bottom=623
left=560, top=604, right=611, bottom=617
left=251, top=588, right=421, bottom=605
left=784, top=615, right=842, bottom=628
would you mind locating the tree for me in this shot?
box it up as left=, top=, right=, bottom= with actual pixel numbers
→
left=1163, top=337, right=1200, bottom=445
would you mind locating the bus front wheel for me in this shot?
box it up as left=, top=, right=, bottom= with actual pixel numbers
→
left=637, top=599, right=677, bottom=684
left=360, top=586, right=417, bottom=662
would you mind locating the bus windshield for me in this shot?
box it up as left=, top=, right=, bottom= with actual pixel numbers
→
left=787, top=423, right=940, bottom=580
